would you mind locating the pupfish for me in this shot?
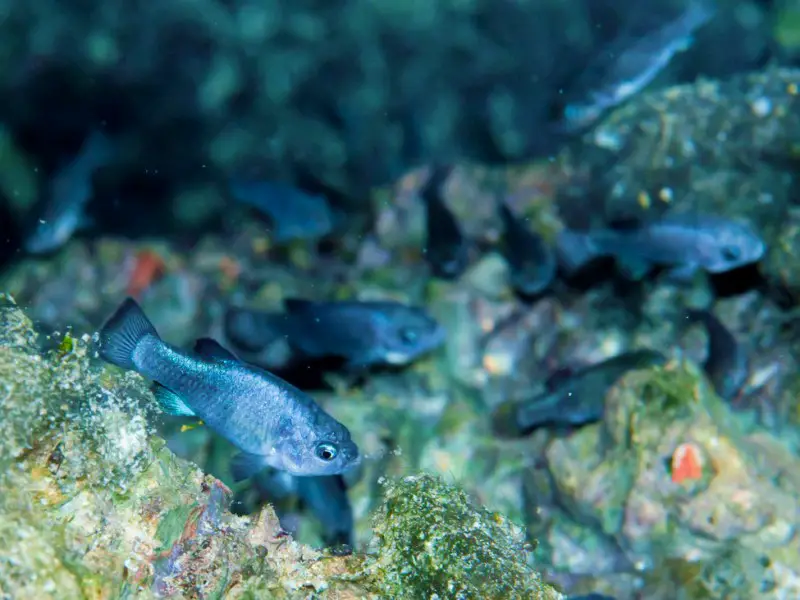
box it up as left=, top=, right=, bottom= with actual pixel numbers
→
left=98, top=298, right=359, bottom=479
left=225, top=298, right=445, bottom=370
left=492, top=349, right=667, bottom=437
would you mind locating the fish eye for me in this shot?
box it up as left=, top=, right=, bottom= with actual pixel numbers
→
left=398, top=327, right=419, bottom=344
left=720, top=245, right=741, bottom=261
left=315, top=442, right=338, bottom=462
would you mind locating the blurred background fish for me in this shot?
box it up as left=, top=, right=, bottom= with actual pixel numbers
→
left=497, top=200, right=557, bottom=297
left=685, top=308, right=749, bottom=401
left=492, top=349, right=667, bottom=437
left=556, top=213, right=766, bottom=280
left=557, top=0, right=717, bottom=131
left=24, top=130, right=115, bottom=254
left=421, top=165, right=470, bottom=280
left=225, top=298, right=445, bottom=370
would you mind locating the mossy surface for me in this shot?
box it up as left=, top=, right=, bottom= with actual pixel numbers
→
left=371, top=473, right=560, bottom=600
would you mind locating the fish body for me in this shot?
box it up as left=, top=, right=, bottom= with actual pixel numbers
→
left=228, top=179, right=336, bottom=242
left=98, top=298, right=359, bottom=478
left=686, top=308, right=748, bottom=400
left=492, top=349, right=666, bottom=437
left=556, top=213, right=765, bottom=280
left=225, top=298, right=445, bottom=369
left=561, top=1, right=715, bottom=131
left=24, top=130, right=114, bottom=254
left=498, top=201, right=556, bottom=296
left=421, top=165, right=469, bottom=279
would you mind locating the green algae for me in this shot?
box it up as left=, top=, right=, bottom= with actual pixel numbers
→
left=371, top=473, right=560, bottom=600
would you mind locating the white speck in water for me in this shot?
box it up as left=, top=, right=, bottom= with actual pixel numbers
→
left=594, top=129, right=622, bottom=150
left=750, top=97, right=771, bottom=117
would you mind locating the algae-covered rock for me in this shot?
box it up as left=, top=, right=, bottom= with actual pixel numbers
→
left=535, top=359, right=800, bottom=597
left=0, top=294, right=560, bottom=599
left=371, top=473, right=560, bottom=600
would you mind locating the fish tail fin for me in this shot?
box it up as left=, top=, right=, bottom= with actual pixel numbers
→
left=224, top=307, right=284, bottom=353
left=555, top=229, right=598, bottom=274
left=98, top=297, right=159, bottom=371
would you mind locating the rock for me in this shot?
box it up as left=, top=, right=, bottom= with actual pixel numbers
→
left=535, top=358, right=800, bottom=597
left=371, top=473, right=562, bottom=600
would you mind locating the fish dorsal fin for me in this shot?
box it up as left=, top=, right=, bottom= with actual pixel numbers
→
left=193, top=337, right=239, bottom=362
left=544, top=367, right=574, bottom=390
left=284, top=298, right=317, bottom=313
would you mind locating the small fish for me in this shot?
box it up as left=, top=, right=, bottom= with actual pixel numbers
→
left=568, top=595, right=618, bottom=600
left=296, top=474, right=354, bottom=549
left=421, top=165, right=469, bottom=279
left=228, top=179, right=336, bottom=242
left=24, top=130, right=114, bottom=254
left=686, top=308, right=748, bottom=401
left=556, top=213, right=765, bottom=280
left=225, top=298, right=445, bottom=369
left=253, top=468, right=355, bottom=549
left=560, top=0, right=716, bottom=131
left=498, top=201, right=556, bottom=296
left=492, top=349, right=666, bottom=437
left=98, top=298, right=359, bottom=478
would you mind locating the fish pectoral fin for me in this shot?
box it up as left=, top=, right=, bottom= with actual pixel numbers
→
left=616, top=256, right=651, bottom=280
left=152, top=383, right=196, bottom=417
left=193, top=337, right=239, bottom=362
left=231, top=452, right=269, bottom=482
left=663, top=263, right=699, bottom=283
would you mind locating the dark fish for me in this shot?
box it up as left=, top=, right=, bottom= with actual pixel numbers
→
left=296, top=475, right=354, bottom=549
left=556, top=213, right=765, bottom=280
left=225, top=298, right=445, bottom=369
left=560, top=0, right=715, bottom=131
left=492, top=349, right=667, bottom=437
left=253, top=469, right=354, bottom=549
left=498, top=201, right=556, bottom=296
left=686, top=308, right=748, bottom=401
left=98, top=298, right=359, bottom=479
left=228, top=179, right=336, bottom=242
left=421, top=165, right=469, bottom=279
left=568, top=595, right=617, bottom=600
left=24, top=130, right=114, bottom=254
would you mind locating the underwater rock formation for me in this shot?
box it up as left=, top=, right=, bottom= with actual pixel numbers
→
left=527, top=359, right=800, bottom=598
left=0, top=294, right=561, bottom=600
